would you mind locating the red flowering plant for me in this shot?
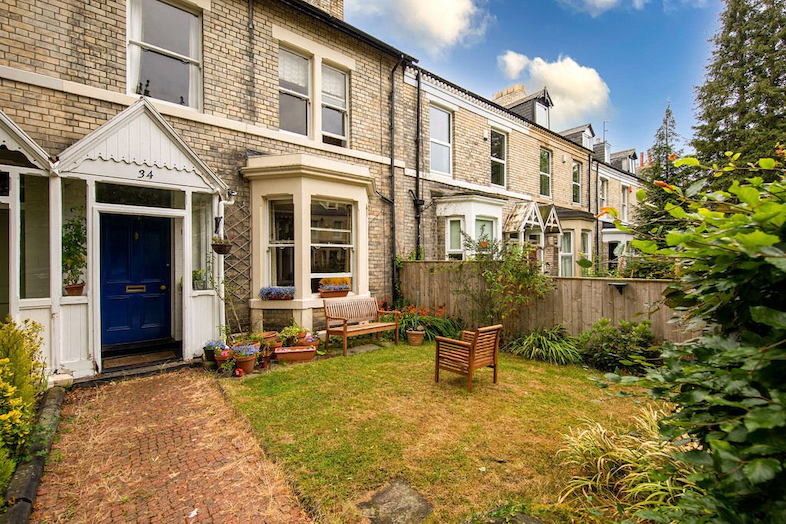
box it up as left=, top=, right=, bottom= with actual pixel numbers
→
left=382, top=302, right=463, bottom=342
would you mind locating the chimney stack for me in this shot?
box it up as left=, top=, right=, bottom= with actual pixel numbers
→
left=493, top=84, right=527, bottom=108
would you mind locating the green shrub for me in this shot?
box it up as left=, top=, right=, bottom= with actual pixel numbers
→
left=0, top=446, right=15, bottom=493
left=383, top=303, right=463, bottom=341
left=576, top=318, right=657, bottom=374
left=504, top=325, right=581, bottom=365
left=559, top=408, right=703, bottom=521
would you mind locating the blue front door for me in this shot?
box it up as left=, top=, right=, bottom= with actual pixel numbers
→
left=101, top=214, right=171, bottom=346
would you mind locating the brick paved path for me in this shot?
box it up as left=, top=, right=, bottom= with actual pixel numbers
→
left=31, top=368, right=310, bottom=523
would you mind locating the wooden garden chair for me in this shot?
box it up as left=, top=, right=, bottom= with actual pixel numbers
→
left=435, top=324, right=502, bottom=392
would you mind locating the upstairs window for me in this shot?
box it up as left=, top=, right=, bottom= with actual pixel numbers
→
left=572, top=161, right=582, bottom=204
left=621, top=185, right=629, bottom=221
left=599, top=178, right=609, bottom=211
left=490, top=130, right=506, bottom=186
left=279, top=49, right=310, bottom=136
left=539, top=149, right=551, bottom=197
left=321, top=64, right=348, bottom=146
left=128, top=0, right=201, bottom=109
left=430, top=106, right=452, bottom=175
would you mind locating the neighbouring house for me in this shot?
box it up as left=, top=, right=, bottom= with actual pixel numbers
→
left=0, top=0, right=643, bottom=382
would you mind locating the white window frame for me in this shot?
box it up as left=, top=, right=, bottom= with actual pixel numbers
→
left=309, top=198, right=354, bottom=294
left=278, top=48, right=311, bottom=137
left=621, top=185, right=629, bottom=221
left=490, top=129, right=506, bottom=187
left=446, top=217, right=464, bottom=260
left=560, top=230, right=574, bottom=277
left=430, top=105, right=452, bottom=176
left=580, top=229, right=592, bottom=276
left=127, top=0, right=203, bottom=110
left=475, top=217, right=496, bottom=243
left=268, top=198, right=296, bottom=287
left=572, top=161, right=582, bottom=204
left=321, top=63, right=348, bottom=147
left=540, top=148, right=551, bottom=197
left=599, top=177, right=609, bottom=210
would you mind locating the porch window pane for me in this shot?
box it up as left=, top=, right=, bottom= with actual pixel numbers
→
left=270, top=199, right=294, bottom=287
left=96, top=183, right=185, bottom=209
left=62, top=179, right=87, bottom=294
left=560, top=231, right=574, bottom=277
left=191, top=193, right=212, bottom=290
left=20, top=174, right=50, bottom=298
left=475, top=219, right=494, bottom=241
left=449, top=220, right=461, bottom=250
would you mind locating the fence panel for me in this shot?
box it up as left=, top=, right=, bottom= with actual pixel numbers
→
left=399, top=261, right=697, bottom=342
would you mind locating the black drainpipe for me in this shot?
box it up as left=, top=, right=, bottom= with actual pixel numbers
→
left=413, top=69, right=424, bottom=259
left=594, top=156, right=600, bottom=262
left=389, top=55, right=405, bottom=302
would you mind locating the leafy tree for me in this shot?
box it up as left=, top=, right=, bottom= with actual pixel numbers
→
left=618, top=151, right=786, bottom=522
left=692, top=0, right=786, bottom=181
left=633, top=103, right=687, bottom=275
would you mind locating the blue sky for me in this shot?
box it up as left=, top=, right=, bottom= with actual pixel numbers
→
left=345, top=0, right=724, bottom=157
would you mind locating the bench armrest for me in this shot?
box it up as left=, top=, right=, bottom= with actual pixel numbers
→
left=435, top=336, right=471, bottom=351
left=325, top=315, right=348, bottom=329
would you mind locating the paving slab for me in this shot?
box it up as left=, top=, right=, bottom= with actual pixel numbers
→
left=357, top=478, right=432, bottom=524
left=30, top=368, right=310, bottom=524
left=346, top=343, right=383, bottom=355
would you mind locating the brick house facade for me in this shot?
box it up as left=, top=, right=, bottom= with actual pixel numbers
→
left=0, top=0, right=641, bottom=380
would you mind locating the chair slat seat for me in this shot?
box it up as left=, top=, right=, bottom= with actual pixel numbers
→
left=435, top=324, right=502, bottom=392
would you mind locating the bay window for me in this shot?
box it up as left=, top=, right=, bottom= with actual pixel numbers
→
left=270, top=199, right=295, bottom=287
left=128, top=0, right=202, bottom=109
left=310, top=199, right=353, bottom=293
left=560, top=230, right=574, bottom=277
left=446, top=218, right=463, bottom=260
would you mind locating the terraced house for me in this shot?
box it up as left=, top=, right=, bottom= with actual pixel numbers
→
left=0, top=0, right=641, bottom=381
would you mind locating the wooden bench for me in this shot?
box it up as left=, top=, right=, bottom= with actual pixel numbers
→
left=324, top=297, right=399, bottom=356
left=435, top=324, right=503, bottom=392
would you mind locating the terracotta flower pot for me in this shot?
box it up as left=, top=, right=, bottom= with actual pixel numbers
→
left=406, top=329, right=425, bottom=346
left=274, top=346, right=317, bottom=363
left=64, top=283, right=85, bottom=297
left=319, top=289, right=349, bottom=298
left=234, top=354, right=256, bottom=374
left=215, top=353, right=231, bottom=369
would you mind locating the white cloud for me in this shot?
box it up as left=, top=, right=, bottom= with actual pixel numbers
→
left=497, top=51, right=530, bottom=80
left=557, top=0, right=650, bottom=16
left=345, top=0, right=493, bottom=57
left=495, top=53, right=611, bottom=130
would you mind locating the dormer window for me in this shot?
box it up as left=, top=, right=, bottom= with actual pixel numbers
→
left=535, top=102, right=549, bottom=128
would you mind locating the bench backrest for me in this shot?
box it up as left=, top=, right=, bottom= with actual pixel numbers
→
left=324, top=297, right=380, bottom=327
left=469, top=324, right=502, bottom=365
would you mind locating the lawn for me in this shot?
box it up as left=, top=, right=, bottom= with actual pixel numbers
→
left=222, top=343, right=643, bottom=523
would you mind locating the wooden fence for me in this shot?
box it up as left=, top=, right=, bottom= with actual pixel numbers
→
left=399, top=261, right=697, bottom=343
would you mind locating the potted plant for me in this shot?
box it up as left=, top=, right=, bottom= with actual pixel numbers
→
left=277, top=322, right=307, bottom=347
left=274, top=321, right=317, bottom=362
left=318, top=283, right=350, bottom=298
left=215, top=346, right=234, bottom=370
left=212, top=235, right=232, bottom=255
left=202, top=339, right=227, bottom=362
left=62, top=206, right=87, bottom=296
left=406, top=324, right=426, bottom=346
left=232, top=344, right=259, bottom=374
left=259, top=286, right=295, bottom=300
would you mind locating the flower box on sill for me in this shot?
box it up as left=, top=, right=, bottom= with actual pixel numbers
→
left=259, top=286, right=295, bottom=301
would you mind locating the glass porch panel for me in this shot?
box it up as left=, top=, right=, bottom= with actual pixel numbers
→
left=271, top=246, right=294, bottom=287
left=96, top=182, right=185, bottom=209
left=20, top=174, right=50, bottom=298
left=270, top=200, right=294, bottom=242
left=62, top=179, right=87, bottom=293
left=191, top=193, right=212, bottom=290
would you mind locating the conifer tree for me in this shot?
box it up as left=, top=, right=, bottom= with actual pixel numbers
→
left=635, top=103, right=685, bottom=243
left=692, top=0, right=786, bottom=178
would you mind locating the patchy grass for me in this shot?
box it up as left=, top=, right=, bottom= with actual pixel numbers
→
left=222, top=343, right=644, bottom=523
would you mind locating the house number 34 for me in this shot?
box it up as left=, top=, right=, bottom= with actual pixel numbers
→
left=138, top=169, right=154, bottom=179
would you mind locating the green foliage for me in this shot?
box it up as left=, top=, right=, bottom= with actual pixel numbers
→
left=692, top=0, right=786, bottom=179
left=559, top=408, right=704, bottom=522
left=448, top=236, right=552, bottom=326
left=0, top=319, right=47, bottom=493
left=576, top=318, right=657, bottom=374
left=503, top=325, right=581, bottom=365
left=62, top=206, right=87, bottom=286
left=382, top=303, right=463, bottom=341
left=612, top=154, right=786, bottom=522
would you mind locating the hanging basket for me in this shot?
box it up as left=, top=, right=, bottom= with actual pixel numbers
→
left=212, top=242, right=232, bottom=255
